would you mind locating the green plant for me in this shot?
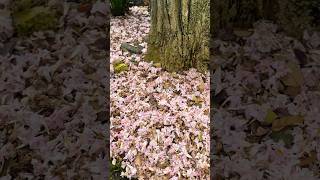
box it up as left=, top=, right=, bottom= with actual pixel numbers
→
left=110, top=0, right=129, bottom=16
left=110, top=159, right=138, bottom=180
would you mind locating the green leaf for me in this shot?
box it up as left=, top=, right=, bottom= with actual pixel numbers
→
left=270, top=131, right=294, bottom=148
left=114, top=63, right=129, bottom=74
left=264, top=109, right=278, bottom=125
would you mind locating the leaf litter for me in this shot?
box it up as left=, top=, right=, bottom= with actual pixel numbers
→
left=0, top=0, right=108, bottom=179
left=211, top=21, right=320, bottom=179
left=110, top=6, right=210, bottom=179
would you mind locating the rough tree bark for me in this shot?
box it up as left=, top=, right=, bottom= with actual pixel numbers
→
left=146, top=0, right=210, bottom=73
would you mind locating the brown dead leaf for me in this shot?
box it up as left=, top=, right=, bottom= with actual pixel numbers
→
left=163, top=81, right=172, bottom=89
left=154, top=63, right=161, bottom=68
left=272, top=116, right=304, bottom=131
left=216, top=141, right=223, bottom=155
left=281, top=61, right=303, bottom=87
left=299, top=151, right=317, bottom=168
left=233, top=29, right=254, bottom=37
left=275, top=148, right=284, bottom=156
left=198, top=82, right=205, bottom=92
left=255, top=126, right=270, bottom=136
left=78, top=3, right=92, bottom=12
left=284, top=85, right=301, bottom=97
left=203, top=108, right=209, bottom=115
left=134, top=154, right=142, bottom=166
left=192, top=96, right=203, bottom=104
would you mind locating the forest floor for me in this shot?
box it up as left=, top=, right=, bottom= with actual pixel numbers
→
left=110, top=7, right=210, bottom=179
left=211, top=21, right=320, bottom=179
left=0, top=1, right=108, bottom=179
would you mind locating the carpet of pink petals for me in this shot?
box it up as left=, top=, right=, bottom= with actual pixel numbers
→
left=110, top=7, right=210, bottom=179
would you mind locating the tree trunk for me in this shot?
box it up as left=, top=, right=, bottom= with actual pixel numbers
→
left=146, top=0, right=209, bottom=73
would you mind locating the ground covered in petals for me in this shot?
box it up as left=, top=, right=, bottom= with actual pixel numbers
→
left=110, top=7, right=210, bottom=179
left=211, top=21, right=320, bottom=179
left=0, top=1, right=108, bottom=179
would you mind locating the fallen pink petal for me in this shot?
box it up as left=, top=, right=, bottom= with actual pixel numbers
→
left=110, top=6, right=210, bottom=179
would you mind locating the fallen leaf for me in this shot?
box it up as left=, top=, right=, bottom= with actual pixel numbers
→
left=203, top=109, right=209, bottom=115
left=163, top=81, right=172, bottom=89
left=275, top=148, right=284, bottom=156
left=192, top=96, right=203, bottom=105
left=255, top=126, right=269, bottom=136
left=212, top=66, right=222, bottom=95
left=78, top=3, right=92, bottom=13
left=270, top=131, right=294, bottom=148
left=112, top=59, right=123, bottom=66
left=299, top=151, right=317, bottom=168
left=198, top=132, right=203, bottom=141
left=284, top=86, right=301, bottom=97
left=120, top=43, right=143, bottom=54
left=114, top=63, right=128, bottom=74
left=281, top=61, right=303, bottom=87
left=154, top=63, right=161, bottom=68
left=233, top=29, right=253, bottom=37
left=293, top=48, right=307, bottom=66
left=134, top=154, right=142, bottom=166
left=198, top=82, right=205, bottom=92
left=216, top=141, right=223, bottom=154
left=264, top=109, right=278, bottom=125
left=272, top=116, right=304, bottom=131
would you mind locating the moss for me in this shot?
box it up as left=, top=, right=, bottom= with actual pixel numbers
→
left=12, top=6, right=58, bottom=36
left=114, top=63, right=129, bottom=74
left=146, top=36, right=209, bottom=73
left=145, top=45, right=163, bottom=66
left=146, top=44, right=179, bottom=72
left=147, top=0, right=209, bottom=74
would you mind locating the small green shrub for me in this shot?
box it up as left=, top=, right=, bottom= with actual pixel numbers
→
left=110, top=0, right=129, bottom=16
